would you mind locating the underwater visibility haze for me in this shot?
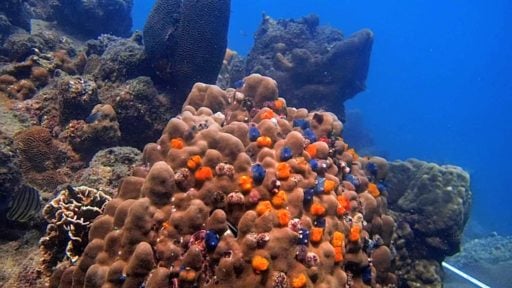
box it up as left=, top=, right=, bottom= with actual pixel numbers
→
left=0, top=0, right=510, bottom=287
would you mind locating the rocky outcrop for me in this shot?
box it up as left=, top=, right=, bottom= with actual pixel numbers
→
left=245, top=14, right=373, bottom=120
left=50, top=0, right=133, bottom=39
left=386, top=159, right=472, bottom=287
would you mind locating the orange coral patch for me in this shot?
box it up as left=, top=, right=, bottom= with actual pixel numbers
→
left=271, top=190, right=287, bottom=207
left=256, top=136, right=273, bottom=148
left=276, top=162, right=291, bottom=180
left=334, top=246, right=344, bottom=262
left=367, top=183, right=380, bottom=197
left=305, top=144, right=317, bottom=158
left=331, top=231, right=345, bottom=247
left=337, top=206, right=346, bottom=216
left=324, top=179, right=337, bottom=194
left=276, top=209, right=290, bottom=226
left=238, top=175, right=254, bottom=193
left=194, top=166, right=213, bottom=182
left=169, top=137, right=185, bottom=149
left=251, top=255, right=269, bottom=272
left=337, top=195, right=350, bottom=211
left=310, top=203, right=326, bottom=216
left=260, top=109, right=275, bottom=120
left=256, top=201, right=273, bottom=216
left=187, top=155, right=202, bottom=170
left=310, top=227, right=324, bottom=243
left=291, top=273, right=307, bottom=288
left=346, top=148, right=359, bottom=161
left=349, top=226, right=361, bottom=242
left=274, top=98, right=285, bottom=110
left=179, top=269, right=197, bottom=282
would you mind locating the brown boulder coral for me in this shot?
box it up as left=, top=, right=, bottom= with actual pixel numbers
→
left=48, top=74, right=396, bottom=287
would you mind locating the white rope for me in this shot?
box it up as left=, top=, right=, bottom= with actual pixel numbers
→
left=442, top=261, right=491, bottom=288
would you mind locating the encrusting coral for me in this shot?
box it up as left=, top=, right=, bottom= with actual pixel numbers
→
left=47, top=74, right=397, bottom=287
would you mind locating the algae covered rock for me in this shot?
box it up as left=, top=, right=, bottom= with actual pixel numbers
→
left=50, top=0, right=133, bottom=39
left=246, top=14, right=373, bottom=120
left=386, top=159, right=472, bottom=287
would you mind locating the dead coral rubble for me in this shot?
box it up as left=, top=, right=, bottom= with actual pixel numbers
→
left=48, top=74, right=397, bottom=288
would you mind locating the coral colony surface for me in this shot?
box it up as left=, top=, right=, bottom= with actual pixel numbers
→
left=0, top=1, right=474, bottom=287
left=46, top=74, right=398, bottom=288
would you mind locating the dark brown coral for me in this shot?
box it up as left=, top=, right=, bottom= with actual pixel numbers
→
left=14, top=126, right=68, bottom=191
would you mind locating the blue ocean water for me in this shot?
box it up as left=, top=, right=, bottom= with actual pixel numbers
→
left=133, top=1, right=512, bottom=235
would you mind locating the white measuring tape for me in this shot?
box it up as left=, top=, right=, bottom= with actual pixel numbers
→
left=442, top=261, right=491, bottom=288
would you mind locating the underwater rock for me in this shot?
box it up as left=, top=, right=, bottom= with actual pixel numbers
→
left=50, top=0, right=133, bottom=39
left=61, top=104, right=121, bottom=160
left=386, top=159, right=472, bottom=287
left=448, top=234, right=512, bottom=266
left=0, top=0, right=30, bottom=47
left=217, top=48, right=246, bottom=90
left=143, top=0, right=231, bottom=105
left=0, top=131, right=22, bottom=209
left=71, top=146, right=142, bottom=195
left=97, top=76, right=173, bottom=149
left=83, top=34, right=151, bottom=83
left=245, top=14, right=373, bottom=120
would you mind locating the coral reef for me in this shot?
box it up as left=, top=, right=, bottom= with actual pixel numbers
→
left=49, top=74, right=398, bottom=288
left=97, top=76, right=173, bottom=149
left=50, top=0, right=133, bottom=39
left=448, top=234, right=512, bottom=266
left=143, top=0, right=231, bottom=103
left=445, top=234, right=512, bottom=288
left=40, top=186, right=112, bottom=277
left=0, top=230, right=43, bottom=288
left=385, top=159, right=472, bottom=287
left=244, top=14, right=373, bottom=120
left=62, top=104, right=121, bottom=159
left=84, top=34, right=151, bottom=83
left=0, top=0, right=30, bottom=47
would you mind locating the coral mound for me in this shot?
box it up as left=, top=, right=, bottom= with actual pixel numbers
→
left=49, top=74, right=396, bottom=287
